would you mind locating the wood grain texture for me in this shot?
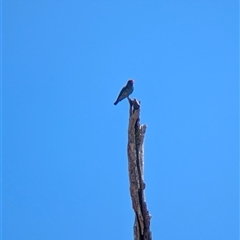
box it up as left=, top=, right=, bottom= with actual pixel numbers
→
left=127, top=98, right=152, bottom=240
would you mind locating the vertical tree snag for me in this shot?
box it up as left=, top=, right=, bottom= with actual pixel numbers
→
left=127, top=98, right=152, bottom=240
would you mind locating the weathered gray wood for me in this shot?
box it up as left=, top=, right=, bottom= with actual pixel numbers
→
left=127, top=99, right=152, bottom=240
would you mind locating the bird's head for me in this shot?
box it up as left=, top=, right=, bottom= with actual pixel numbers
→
left=128, top=79, right=134, bottom=85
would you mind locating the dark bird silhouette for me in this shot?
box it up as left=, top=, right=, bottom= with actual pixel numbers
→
left=114, top=80, right=134, bottom=105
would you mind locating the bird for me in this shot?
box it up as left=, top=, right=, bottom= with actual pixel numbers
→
left=114, top=79, right=134, bottom=105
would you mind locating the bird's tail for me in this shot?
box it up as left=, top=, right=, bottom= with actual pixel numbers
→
left=114, top=101, right=118, bottom=105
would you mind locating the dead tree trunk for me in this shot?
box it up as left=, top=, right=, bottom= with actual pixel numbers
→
left=127, top=98, right=152, bottom=240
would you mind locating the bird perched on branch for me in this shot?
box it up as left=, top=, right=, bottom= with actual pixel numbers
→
left=114, top=79, right=134, bottom=105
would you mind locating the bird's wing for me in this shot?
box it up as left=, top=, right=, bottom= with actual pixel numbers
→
left=116, top=87, right=128, bottom=101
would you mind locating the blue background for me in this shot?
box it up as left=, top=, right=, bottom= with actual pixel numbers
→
left=3, top=1, right=239, bottom=239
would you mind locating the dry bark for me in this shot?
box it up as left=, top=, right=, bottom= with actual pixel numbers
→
left=127, top=98, right=152, bottom=240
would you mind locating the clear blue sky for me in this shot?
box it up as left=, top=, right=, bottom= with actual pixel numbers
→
left=3, top=1, right=239, bottom=239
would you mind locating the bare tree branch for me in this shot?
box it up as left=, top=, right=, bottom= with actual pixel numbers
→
left=127, top=98, right=152, bottom=240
